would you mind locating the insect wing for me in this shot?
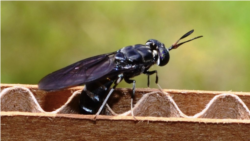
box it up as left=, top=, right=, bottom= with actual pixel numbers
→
left=38, top=53, right=116, bottom=91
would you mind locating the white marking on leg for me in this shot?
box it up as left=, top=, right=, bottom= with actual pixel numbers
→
left=116, top=73, right=123, bottom=83
left=106, top=104, right=117, bottom=115
left=94, top=88, right=115, bottom=119
left=131, top=98, right=136, bottom=120
left=157, top=83, right=169, bottom=96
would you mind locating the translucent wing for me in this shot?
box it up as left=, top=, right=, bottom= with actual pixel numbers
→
left=38, top=52, right=116, bottom=91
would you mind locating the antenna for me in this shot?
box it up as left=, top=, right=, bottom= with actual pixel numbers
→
left=168, top=29, right=203, bottom=51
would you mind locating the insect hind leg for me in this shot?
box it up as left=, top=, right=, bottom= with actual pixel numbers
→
left=94, top=88, right=115, bottom=119
left=94, top=75, right=123, bottom=119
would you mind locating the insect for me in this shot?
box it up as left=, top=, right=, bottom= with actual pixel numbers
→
left=38, top=29, right=202, bottom=117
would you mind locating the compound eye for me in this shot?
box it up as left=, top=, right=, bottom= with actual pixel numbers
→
left=157, top=47, right=170, bottom=66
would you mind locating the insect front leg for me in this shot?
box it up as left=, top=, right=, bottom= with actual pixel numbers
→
left=145, top=70, right=165, bottom=94
left=144, top=70, right=158, bottom=87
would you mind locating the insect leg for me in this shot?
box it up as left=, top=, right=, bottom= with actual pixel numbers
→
left=124, top=77, right=137, bottom=119
left=106, top=103, right=117, bottom=115
left=94, top=75, right=123, bottom=119
left=94, top=88, right=115, bottom=119
left=145, top=71, right=167, bottom=97
left=124, top=78, right=136, bottom=98
left=144, top=70, right=158, bottom=87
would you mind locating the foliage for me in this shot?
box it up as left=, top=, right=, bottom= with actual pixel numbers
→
left=2, top=1, right=250, bottom=91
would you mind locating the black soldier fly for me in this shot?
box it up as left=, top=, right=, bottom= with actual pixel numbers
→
left=39, top=29, right=202, bottom=117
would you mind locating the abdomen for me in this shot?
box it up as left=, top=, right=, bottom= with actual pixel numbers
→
left=79, top=78, right=115, bottom=114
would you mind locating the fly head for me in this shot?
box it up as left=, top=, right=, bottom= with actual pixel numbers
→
left=146, top=39, right=170, bottom=66
left=145, top=30, right=203, bottom=67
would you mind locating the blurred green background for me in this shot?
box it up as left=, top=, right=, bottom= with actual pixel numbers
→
left=2, top=1, right=250, bottom=91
